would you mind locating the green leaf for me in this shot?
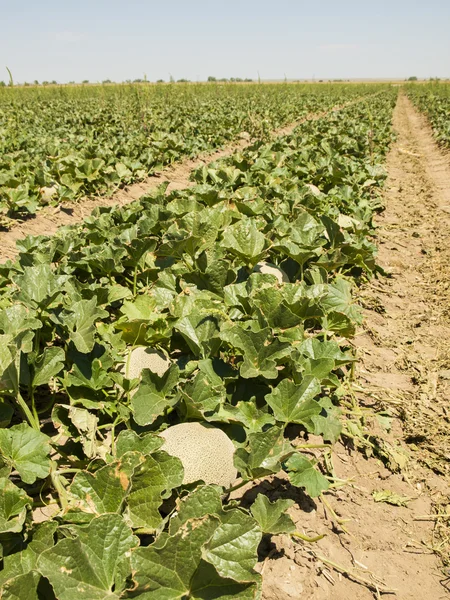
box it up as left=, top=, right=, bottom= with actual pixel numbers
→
left=272, top=239, right=317, bottom=267
left=234, top=426, right=293, bottom=479
left=68, top=463, right=130, bottom=517
left=119, top=295, right=159, bottom=322
left=221, top=326, right=291, bottom=379
left=0, top=305, right=42, bottom=337
left=132, top=512, right=261, bottom=599
left=303, top=358, right=335, bottom=381
left=185, top=253, right=232, bottom=296
left=117, top=295, right=172, bottom=345
left=57, top=297, right=109, bottom=354
left=320, top=278, right=362, bottom=324
left=300, top=337, right=353, bottom=366
left=179, top=359, right=226, bottom=419
left=0, top=334, right=18, bottom=392
left=115, top=430, right=163, bottom=458
left=0, top=400, right=14, bottom=427
left=168, top=485, right=223, bottom=535
left=250, top=494, right=296, bottom=534
left=310, top=396, right=342, bottom=443
left=130, top=515, right=217, bottom=599
left=75, top=158, right=105, bottom=180
left=213, top=401, right=275, bottom=432
left=13, top=264, right=63, bottom=308
left=0, top=571, right=41, bottom=600
left=0, top=521, right=58, bottom=587
left=38, top=515, right=137, bottom=599
left=285, top=453, right=330, bottom=498
left=202, top=509, right=262, bottom=582
left=32, top=347, right=65, bottom=387
left=189, top=560, right=260, bottom=599
left=221, top=219, right=266, bottom=264
left=64, top=346, right=114, bottom=391
left=175, top=313, right=222, bottom=358
left=252, top=288, right=302, bottom=329
left=0, top=478, right=31, bottom=534
left=125, top=452, right=184, bottom=532
left=115, top=161, right=132, bottom=179
left=321, top=311, right=356, bottom=337
left=264, top=377, right=322, bottom=425
left=131, top=365, right=179, bottom=426
left=0, top=424, right=51, bottom=484
left=106, top=284, right=133, bottom=304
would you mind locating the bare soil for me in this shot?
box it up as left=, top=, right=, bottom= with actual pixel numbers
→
left=254, top=93, right=450, bottom=599
left=0, top=96, right=370, bottom=263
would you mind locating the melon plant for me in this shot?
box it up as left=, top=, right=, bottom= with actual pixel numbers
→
left=0, top=86, right=397, bottom=599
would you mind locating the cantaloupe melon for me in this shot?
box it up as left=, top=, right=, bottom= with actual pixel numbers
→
left=160, top=422, right=237, bottom=487
left=253, top=261, right=289, bottom=284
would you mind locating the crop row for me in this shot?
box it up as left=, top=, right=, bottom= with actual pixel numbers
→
left=407, top=83, right=450, bottom=147
left=0, top=89, right=397, bottom=598
left=0, top=83, right=385, bottom=224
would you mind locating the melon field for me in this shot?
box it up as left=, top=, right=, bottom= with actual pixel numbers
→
left=0, top=83, right=374, bottom=226
left=0, top=81, right=450, bottom=599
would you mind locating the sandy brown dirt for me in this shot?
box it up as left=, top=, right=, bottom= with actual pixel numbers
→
left=254, top=93, right=450, bottom=599
left=356, top=93, right=450, bottom=478
left=0, top=96, right=371, bottom=263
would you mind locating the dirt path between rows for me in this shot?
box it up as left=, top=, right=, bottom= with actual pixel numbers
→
left=357, top=93, right=450, bottom=478
left=258, top=92, right=450, bottom=599
left=0, top=96, right=373, bottom=263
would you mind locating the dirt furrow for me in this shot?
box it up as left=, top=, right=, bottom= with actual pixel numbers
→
left=0, top=95, right=372, bottom=263
left=259, top=92, right=450, bottom=600
left=357, top=92, right=450, bottom=478
left=349, top=92, right=450, bottom=594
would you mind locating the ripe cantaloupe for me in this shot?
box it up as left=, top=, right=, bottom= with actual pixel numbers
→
left=253, top=261, right=289, bottom=284
left=120, top=347, right=171, bottom=379
left=305, top=183, right=321, bottom=197
left=160, top=422, right=237, bottom=487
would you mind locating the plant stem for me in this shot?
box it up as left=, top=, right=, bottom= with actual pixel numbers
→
left=29, top=387, right=39, bottom=428
left=320, top=494, right=351, bottom=533
left=55, top=468, right=82, bottom=475
left=294, top=443, right=332, bottom=449
left=223, top=478, right=252, bottom=494
left=291, top=531, right=325, bottom=543
left=133, top=265, right=138, bottom=296
left=414, top=514, right=450, bottom=521
left=17, top=391, right=40, bottom=431
left=50, top=463, right=69, bottom=510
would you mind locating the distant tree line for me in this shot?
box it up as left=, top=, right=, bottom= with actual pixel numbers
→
left=207, top=76, right=253, bottom=82
left=0, top=77, right=257, bottom=87
left=9, top=75, right=449, bottom=87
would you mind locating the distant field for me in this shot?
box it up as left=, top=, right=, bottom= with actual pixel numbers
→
left=0, top=82, right=384, bottom=224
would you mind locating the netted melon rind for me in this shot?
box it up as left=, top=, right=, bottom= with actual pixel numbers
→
left=253, top=261, right=290, bottom=284
left=160, top=422, right=237, bottom=488
left=120, top=347, right=171, bottom=379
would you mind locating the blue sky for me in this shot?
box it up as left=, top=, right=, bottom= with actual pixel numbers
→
left=1, top=0, right=449, bottom=83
